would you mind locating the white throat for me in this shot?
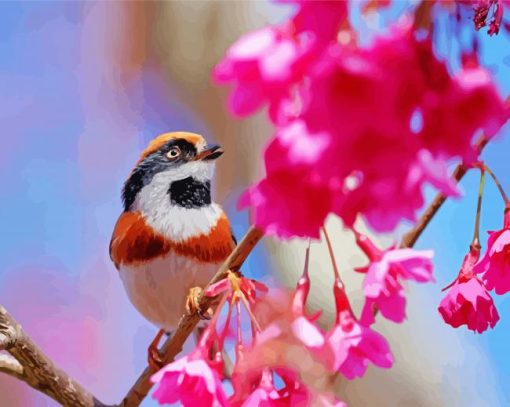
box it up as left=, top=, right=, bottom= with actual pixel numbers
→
left=132, top=163, right=223, bottom=242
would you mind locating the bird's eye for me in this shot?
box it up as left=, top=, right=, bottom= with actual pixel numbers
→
left=166, top=147, right=181, bottom=160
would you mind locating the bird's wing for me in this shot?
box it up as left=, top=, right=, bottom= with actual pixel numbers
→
left=109, top=211, right=171, bottom=269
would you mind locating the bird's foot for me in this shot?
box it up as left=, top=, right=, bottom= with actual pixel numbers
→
left=148, top=329, right=165, bottom=372
left=185, top=286, right=212, bottom=320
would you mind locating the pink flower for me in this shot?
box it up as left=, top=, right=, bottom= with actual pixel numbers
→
left=355, top=232, right=434, bottom=323
left=420, top=66, right=509, bottom=162
left=335, top=148, right=460, bottom=230
left=475, top=210, right=510, bottom=294
left=151, top=353, right=228, bottom=407
left=438, top=245, right=500, bottom=333
left=239, top=121, right=340, bottom=238
left=472, top=0, right=505, bottom=35
left=327, top=310, right=394, bottom=379
left=283, top=0, right=349, bottom=44
left=327, top=281, right=393, bottom=379
left=240, top=388, right=280, bottom=407
left=253, top=266, right=327, bottom=356
left=205, top=274, right=268, bottom=303
left=219, top=10, right=509, bottom=238
left=302, top=26, right=507, bottom=232
left=239, top=167, right=340, bottom=239
left=229, top=370, right=282, bottom=407
left=213, top=26, right=309, bottom=120
left=278, top=377, right=347, bottom=407
left=233, top=271, right=331, bottom=395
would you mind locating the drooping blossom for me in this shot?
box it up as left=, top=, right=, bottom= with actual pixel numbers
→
left=475, top=209, right=510, bottom=294
left=229, top=370, right=282, bottom=407
left=421, top=66, right=509, bottom=163
left=245, top=264, right=328, bottom=366
left=471, top=0, right=505, bottom=35
left=213, top=0, right=350, bottom=119
left=327, top=279, right=394, bottom=379
left=151, top=353, right=228, bottom=407
left=276, top=371, right=347, bottom=407
left=354, top=231, right=434, bottom=324
left=212, top=26, right=310, bottom=120
left=281, top=0, right=349, bottom=45
left=231, top=261, right=334, bottom=404
left=438, top=245, right=500, bottom=333
left=151, top=292, right=232, bottom=406
left=238, top=121, right=339, bottom=238
left=302, top=27, right=507, bottom=231
left=239, top=166, right=341, bottom=239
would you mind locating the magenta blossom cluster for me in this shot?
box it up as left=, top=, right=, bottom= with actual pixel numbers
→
left=471, top=0, right=507, bottom=35
left=151, top=233, right=435, bottom=406
left=214, top=0, right=509, bottom=239
left=439, top=208, right=510, bottom=333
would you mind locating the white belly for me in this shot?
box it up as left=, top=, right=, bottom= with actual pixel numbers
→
left=119, top=251, right=221, bottom=331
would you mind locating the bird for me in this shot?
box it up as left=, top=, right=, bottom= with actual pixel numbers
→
left=109, top=131, right=236, bottom=368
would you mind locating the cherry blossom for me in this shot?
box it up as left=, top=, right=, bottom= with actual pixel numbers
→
left=282, top=0, right=349, bottom=45
left=229, top=370, right=282, bottom=407
left=227, top=17, right=508, bottom=237
left=475, top=210, right=510, bottom=294
left=354, top=231, right=434, bottom=323
left=328, top=280, right=393, bottom=379
left=151, top=354, right=228, bottom=407
left=212, top=26, right=310, bottom=120
left=472, top=0, right=505, bottom=35
left=438, top=245, right=500, bottom=333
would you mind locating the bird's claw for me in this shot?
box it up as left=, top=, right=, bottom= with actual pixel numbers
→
left=185, top=286, right=212, bottom=320
left=148, top=328, right=166, bottom=372
left=148, top=346, right=164, bottom=372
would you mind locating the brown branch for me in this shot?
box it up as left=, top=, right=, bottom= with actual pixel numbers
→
left=0, top=353, right=24, bottom=378
left=119, top=225, right=264, bottom=407
left=400, top=136, right=489, bottom=248
left=0, top=306, right=106, bottom=407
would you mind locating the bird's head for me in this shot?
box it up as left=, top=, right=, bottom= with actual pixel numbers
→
left=122, top=131, right=224, bottom=212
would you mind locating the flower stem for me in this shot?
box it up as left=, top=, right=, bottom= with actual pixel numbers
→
left=292, top=240, right=311, bottom=314
left=198, top=293, right=228, bottom=349
left=240, top=294, right=262, bottom=333
left=483, top=164, right=510, bottom=208
left=303, top=239, right=311, bottom=279
left=218, top=300, right=234, bottom=351
left=235, top=301, right=243, bottom=362
left=322, top=227, right=344, bottom=287
left=472, top=168, right=486, bottom=249
left=399, top=135, right=489, bottom=248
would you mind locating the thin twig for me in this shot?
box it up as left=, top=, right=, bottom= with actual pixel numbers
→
left=322, top=227, right=343, bottom=286
left=483, top=163, right=510, bottom=205
left=119, top=225, right=264, bottom=407
left=400, top=136, right=488, bottom=248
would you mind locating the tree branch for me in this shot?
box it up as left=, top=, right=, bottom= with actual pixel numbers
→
left=0, top=306, right=106, bottom=407
left=400, top=136, right=488, bottom=248
left=0, top=353, right=24, bottom=378
left=119, top=225, right=264, bottom=407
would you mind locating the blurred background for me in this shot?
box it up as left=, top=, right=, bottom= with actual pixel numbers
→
left=0, top=1, right=509, bottom=406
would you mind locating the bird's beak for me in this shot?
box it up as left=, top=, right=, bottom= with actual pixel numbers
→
left=193, top=145, right=224, bottom=161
